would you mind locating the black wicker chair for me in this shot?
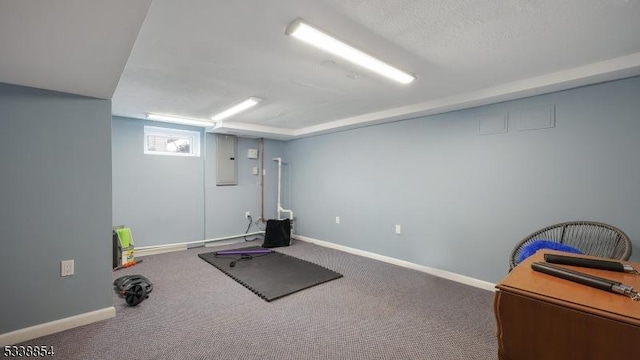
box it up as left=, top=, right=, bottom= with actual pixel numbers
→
left=509, top=221, right=632, bottom=271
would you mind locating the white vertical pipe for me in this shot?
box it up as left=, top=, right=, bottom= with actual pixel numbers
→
left=272, top=157, right=293, bottom=220
left=273, top=157, right=282, bottom=219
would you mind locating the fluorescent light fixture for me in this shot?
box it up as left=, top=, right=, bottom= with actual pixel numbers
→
left=211, top=97, right=263, bottom=122
left=146, top=113, right=214, bottom=127
left=285, top=18, right=415, bottom=84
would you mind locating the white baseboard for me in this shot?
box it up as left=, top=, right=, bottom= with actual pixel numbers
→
left=135, top=231, right=265, bottom=256
left=203, top=238, right=249, bottom=248
left=293, top=235, right=496, bottom=292
left=135, top=243, right=188, bottom=257
left=0, top=307, right=115, bottom=346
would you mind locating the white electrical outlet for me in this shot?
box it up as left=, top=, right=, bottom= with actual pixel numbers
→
left=252, top=167, right=259, bottom=175
left=245, top=211, right=251, bottom=218
left=395, top=225, right=402, bottom=235
left=335, top=216, right=340, bottom=224
left=61, top=259, right=74, bottom=277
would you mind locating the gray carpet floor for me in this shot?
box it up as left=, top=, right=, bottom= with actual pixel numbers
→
left=22, top=240, right=497, bottom=359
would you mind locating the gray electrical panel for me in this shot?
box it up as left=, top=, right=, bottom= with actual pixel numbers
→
left=216, top=134, right=237, bottom=186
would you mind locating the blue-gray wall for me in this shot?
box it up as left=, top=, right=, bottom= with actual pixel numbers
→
left=2, top=76, right=638, bottom=336
left=0, top=83, right=112, bottom=334
left=285, top=76, right=640, bottom=284
left=112, top=117, right=286, bottom=247
left=112, top=117, right=205, bottom=246
left=204, top=135, right=285, bottom=239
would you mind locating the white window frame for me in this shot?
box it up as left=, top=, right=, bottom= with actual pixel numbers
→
left=143, top=126, right=201, bottom=157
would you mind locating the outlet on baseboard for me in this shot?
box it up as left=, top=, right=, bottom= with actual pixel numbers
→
left=61, top=259, right=74, bottom=277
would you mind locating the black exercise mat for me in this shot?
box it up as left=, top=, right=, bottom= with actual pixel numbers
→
left=198, top=246, right=343, bottom=302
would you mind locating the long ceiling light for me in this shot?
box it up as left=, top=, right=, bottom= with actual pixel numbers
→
left=285, top=18, right=415, bottom=84
left=146, top=113, right=214, bottom=127
left=211, top=97, right=263, bottom=122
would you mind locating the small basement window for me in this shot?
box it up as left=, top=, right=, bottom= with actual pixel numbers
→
left=144, top=126, right=201, bottom=157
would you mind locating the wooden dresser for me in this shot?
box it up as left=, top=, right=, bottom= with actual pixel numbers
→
left=494, top=250, right=640, bottom=360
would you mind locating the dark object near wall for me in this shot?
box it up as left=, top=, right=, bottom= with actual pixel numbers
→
left=262, top=219, right=291, bottom=248
left=113, top=275, right=153, bottom=306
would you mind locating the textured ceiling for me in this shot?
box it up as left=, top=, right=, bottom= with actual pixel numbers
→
left=2, top=1, right=640, bottom=139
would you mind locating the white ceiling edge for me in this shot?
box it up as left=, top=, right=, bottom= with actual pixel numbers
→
left=206, top=51, right=640, bottom=141
left=206, top=121, right=296, bottom=141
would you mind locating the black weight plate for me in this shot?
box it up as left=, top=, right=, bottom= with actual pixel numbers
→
left=125, top=284, right=147, bottom=306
